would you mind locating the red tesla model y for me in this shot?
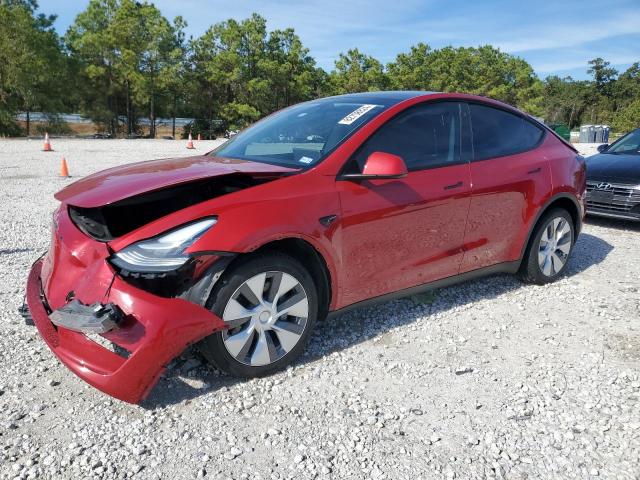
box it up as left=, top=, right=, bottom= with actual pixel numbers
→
left=25, top=92, right=586, bottom=402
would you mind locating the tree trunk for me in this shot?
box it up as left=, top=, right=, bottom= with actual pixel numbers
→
left=148, top=65, right=156, bottom=139
left=109, top=70, right=117, bottom=138
left=209, top=96, right=214, bottom=140
left=126, top=80, right=132, bottom=136
left=114, top=90, right=119, bottom=137
left=149, top=93, right=155, bottom=139
left=26, top=110, right=30, bottom=136
left=109, top=96, right=116, bottom=137
left=172, top=93, right=176, bottom=139
left=568, top=103, right=576, bottom=128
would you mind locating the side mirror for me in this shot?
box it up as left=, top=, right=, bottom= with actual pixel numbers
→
left=341, top=151, right=408, bottom=180
left=597, top=144, right=609, bottom=153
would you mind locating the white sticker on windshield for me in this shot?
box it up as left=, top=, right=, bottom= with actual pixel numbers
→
left=299, top=156, right=314, bottom=164
left=338, top=104, right=378, bottom=125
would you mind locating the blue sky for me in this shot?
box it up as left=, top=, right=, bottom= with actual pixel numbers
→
left=39, top=0, right=639, bottom=80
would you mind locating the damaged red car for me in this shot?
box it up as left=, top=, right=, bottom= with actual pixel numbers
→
left=25, top=92, right=586, bottom=403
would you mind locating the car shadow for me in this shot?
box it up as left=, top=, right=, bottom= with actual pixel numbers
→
left=141, top=232, right=612, bottom=409
left=585, top=215, right=640, bottom=232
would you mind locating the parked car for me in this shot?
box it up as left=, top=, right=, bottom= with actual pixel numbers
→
left=225, top=129, right=239, bottom=139
left=92, top=132, right=112, bottom=139
left=24, top=92, right=586, bottom=403
left=585, top=128, right=640, bottom=221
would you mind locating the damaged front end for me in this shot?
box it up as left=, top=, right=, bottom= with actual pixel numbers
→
left=25, top=156, right=295, bottom=403
left=67, top=173, right=265, bottom=241
left=26, top=206, right=229, bottom=403
left=25, top=157, right=295, bottom=403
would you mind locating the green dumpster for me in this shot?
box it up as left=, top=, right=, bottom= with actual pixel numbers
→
left=548, top=123, right=571, bottom=141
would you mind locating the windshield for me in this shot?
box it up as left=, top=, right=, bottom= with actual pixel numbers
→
left=607, top=129, right=640, bottom=155
left=211, top=97, right=393, bottom=168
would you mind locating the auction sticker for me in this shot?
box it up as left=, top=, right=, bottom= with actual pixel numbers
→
left=338, top=104, right=378, bottom=125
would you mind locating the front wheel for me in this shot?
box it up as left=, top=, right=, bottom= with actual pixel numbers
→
left=519, top=208, right=575, bottom=285
left=199, top=252, right=318, bottom=378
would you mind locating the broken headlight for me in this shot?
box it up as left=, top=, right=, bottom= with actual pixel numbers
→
left=110, top=218, right=217, bottom=273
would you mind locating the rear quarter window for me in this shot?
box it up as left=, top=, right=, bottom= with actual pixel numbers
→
left=470, top=103, right=544, bottom=161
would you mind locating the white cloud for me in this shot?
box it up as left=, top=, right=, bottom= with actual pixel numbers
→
left=533, top=53, right=639, bottom=74
left=495, top=10, right=640, bottom=53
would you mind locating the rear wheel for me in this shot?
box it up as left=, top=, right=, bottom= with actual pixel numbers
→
left=199, top=252, right=318, bottom=377
left=519, top=208, right=575, bottom=285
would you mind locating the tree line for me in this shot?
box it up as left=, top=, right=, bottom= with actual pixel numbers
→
left=1, top=0, right=638, bottom=138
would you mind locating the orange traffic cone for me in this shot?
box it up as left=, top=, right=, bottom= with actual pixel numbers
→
left=186, top=133, right=195, bottom=149
left=43, top=132, right=53, bottom=152
left=59, top=156, right=69, bottom=178
left=197, top=133, right=202, bottom=141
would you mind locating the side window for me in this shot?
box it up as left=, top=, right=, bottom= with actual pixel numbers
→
left=608, top=130, right=640, bottom=154
left=469, top=103, right=543, bottom=161
left=349, top=102, right=462, bottom=172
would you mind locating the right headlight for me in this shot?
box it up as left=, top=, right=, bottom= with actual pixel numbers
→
left=110, top=217, right=217, bottom=273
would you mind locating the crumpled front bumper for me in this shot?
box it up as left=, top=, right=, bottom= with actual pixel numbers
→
left=26, top=255, right=226, bottom=404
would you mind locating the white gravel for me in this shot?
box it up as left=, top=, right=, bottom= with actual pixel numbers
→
left=1, top=139, right=639, bottom=480
left=573, top=143, right=607, bottom=157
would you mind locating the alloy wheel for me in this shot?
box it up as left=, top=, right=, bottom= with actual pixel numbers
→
left=537, top=216, right=572, bottom=277
left=221, top=271, right=309, bottom=366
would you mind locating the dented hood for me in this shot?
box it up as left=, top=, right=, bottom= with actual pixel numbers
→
left=55, top=155, right=298, bottom=208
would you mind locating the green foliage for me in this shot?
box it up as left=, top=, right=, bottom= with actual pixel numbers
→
left=541, top=76, right=592, bottom=128
left=588, top=58, right=618, bottom=96
left=34, top=115, right=73, bottom=135
left=181, top=118, right=220, bottom=139
left=220, top=102, right=261, bottom=130
left=65, top=0, right=187, bottom=136
left=330, top=48, right=387, bottom=93
left=612, top=98, right=640, bottom=133
left=386, top=44, right=543, bottom=115
left=542, top=60, right=639, bottom=129
left=0, top=1, right=71, bottom=135
left=0, top=2, right=638, bottom=137
left=0, top=110, right=23, bottom=136
left=614, top=63, right=640, bottom=111
left=186, top=14, right=320, bottom=129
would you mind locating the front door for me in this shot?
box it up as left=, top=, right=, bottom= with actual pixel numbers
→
left=337, top=101, right=472, bottom=307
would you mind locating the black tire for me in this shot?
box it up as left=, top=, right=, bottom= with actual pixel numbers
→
left=519, top=208, right=575, bottom=285
left=199, top=252, right=318, bottom=378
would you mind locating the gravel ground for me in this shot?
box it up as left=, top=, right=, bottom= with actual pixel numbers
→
left=1, top=139, right=639, bottom=480
left=573, top=143, right=606, bottom=157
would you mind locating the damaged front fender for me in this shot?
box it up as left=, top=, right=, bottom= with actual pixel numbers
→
left=27, top=259, right=226, bottom=404
left=29, top=207, right=227, bottom=403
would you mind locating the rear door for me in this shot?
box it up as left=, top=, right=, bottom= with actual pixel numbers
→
left=460, top=102, right=550, bottom=272
left=337, top=101, right=472, bottom=307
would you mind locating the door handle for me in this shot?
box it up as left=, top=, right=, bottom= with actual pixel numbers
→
left=319, top=214, right=338, bottom=227
left=444, top=181, right=463, bottom=190
left=527, top=167, right=542, bottom=174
